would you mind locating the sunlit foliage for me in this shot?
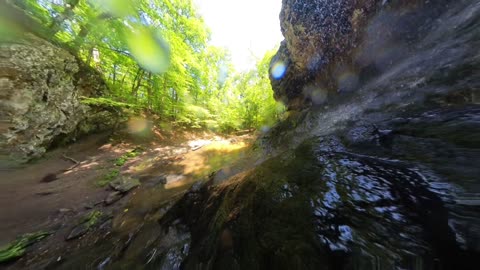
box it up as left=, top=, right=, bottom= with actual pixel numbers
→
left=8, top=0, right=284, bottom=132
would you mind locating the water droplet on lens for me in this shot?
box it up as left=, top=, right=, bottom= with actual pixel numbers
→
left=261, top=126, right=271, bottom=133
left=271, top=61, right=287, bottom=80
left=217, top=64, right=228, bottom=85
left=304, top=84, right=328, bottom=105
left=126, top=28, right=170, bottom=74
left=127, top=117, right=148, bottom=133
left=337, top=72, right=359, bottom=92
left=93, top=0, right=134, bottom=17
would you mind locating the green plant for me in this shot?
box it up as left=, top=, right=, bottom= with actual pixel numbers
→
left=114, top=148, right=142, bottom=166
left=80, top=97, right=137, bottom=109
left=114, top=157, right=128, bottom=166
left=97, top=169, right=120, bottom=187
left=0, top=231, right=51, bottom=263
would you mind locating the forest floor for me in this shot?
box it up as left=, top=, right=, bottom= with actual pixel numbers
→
left=0, top=127, right=255, bottom=268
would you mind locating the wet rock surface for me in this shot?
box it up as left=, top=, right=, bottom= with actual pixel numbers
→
left=147, top=0, right=480, bottom=269
left=156, top=129, right=478, bottom=269
left=65, top=210, right=109, bottom=241
left=271, top=0, right=457, bottom=109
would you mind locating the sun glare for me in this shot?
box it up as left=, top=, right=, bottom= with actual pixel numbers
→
left=194, top=0, right=283, bottom=71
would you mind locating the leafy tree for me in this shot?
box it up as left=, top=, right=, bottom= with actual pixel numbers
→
left=6, top=0, right=284, bottom=133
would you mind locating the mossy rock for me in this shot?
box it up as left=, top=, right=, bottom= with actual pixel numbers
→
left=66, top=210, right=107, bottom=241
left=109, top=176, right=140, bottom=193
left=97, top=169, right=120, bottom=187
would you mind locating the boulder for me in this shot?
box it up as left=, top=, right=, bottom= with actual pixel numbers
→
left=0, top=34, right=117, bottom=163
left=270, top=0, right=452, bottom=109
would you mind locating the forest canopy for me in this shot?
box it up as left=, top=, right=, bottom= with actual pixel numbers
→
left=3, top=0, right=285, bottom=132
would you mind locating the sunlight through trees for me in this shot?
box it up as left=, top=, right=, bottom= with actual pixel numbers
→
left=8, top=0, right=284, bottom=132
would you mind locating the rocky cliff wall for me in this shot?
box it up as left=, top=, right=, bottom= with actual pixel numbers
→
left=0, top=34, right=115, bottom=163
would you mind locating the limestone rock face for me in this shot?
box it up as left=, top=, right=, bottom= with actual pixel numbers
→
left=0, top=34, right=109, bottom=163
left=270, top=0, right=450, bottom=109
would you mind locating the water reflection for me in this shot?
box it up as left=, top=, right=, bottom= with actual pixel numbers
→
left=112, top=137, right=252, bottom=236
left=152, top=135, right=477, bottom=270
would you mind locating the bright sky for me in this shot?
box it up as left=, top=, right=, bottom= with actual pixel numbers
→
left=194, top=0, right=284, bottom=71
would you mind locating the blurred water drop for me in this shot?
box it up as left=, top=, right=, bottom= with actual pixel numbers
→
left=127, top=117, right=148, bottom=133
left=276, top=102, right=286, bottom=113
left=91, top=0, right=134, bottom=17
left=311, top=89, right=328, bottom=104
left=217, top=64, right=228, bottom=85
left=304, top=84, right=328, bottom=105
left=271, top=61, right=287, bottom=80
left=0, top=18, right=21, bottom=40
left=337, top=72, right=359, bottom=92
left=307, top=55, right=324, bottom=72
left=126, top=28, right=170, bottom=74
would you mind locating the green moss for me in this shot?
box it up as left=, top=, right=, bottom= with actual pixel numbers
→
left=97, top=169, right=120, bottom=187
left=0, top=231, right=51, bottom=263
left=82, top=210, right=103, bottom=228
left=66, top=210, right=108, bottom=241
left=80, top=97, right=137, bottom=109
left=114, top=148, right=142, bottom=166
left=114, top=157, right=128, bottom=166
left=193, top=144, right=327, bottom=269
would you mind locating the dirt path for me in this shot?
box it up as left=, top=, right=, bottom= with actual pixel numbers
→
left=0, top=133, right=113, bottom=246
left=0, top=130, right=254, bottom=267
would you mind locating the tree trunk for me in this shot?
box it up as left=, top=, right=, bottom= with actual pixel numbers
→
left=112, top=63, right=117, bottom=85
left=131, top=68, right=144, bottom=100
left=146, top=72, right=153, bottom=109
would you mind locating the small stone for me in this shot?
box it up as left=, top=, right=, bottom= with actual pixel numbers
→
left=104, top=191, right=124, bottom=205
left=109, top=176, right=141, bottom=193
left=157, top=175, right=168, bottom=185
left=144, top=175, right=167, bottom=187
left=65, top=223, right=89, bottom=241
left=190, top=181, right=204, bottom=192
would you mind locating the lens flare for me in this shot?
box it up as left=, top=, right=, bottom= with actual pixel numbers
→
left=271, top=61, right=287, bottom=80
